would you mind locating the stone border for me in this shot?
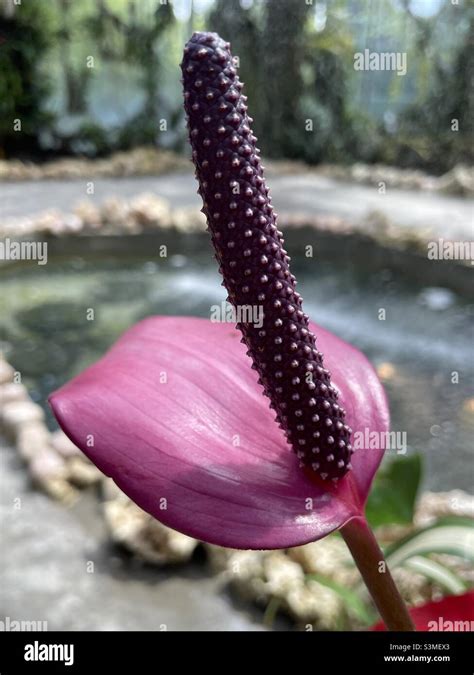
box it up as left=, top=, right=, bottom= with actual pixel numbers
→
left=309, top=162, right=474, bottom=197
left=2, top=192, right=472, bottom=273
left=1, top=147, right=472, bottom=196
left=0, top=148, right=188, bottom=182
left=0, top=354, right=101, bottom=503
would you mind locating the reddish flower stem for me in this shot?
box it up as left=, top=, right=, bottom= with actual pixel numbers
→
left=341, top=516, right=415, bottom=631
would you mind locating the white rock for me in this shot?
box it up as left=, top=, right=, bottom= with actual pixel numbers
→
left=16, top=422, right=52, bottom=462
left=263, top=552, right=305, bottom=596
left=102, top=482, right=198, bottom=565
left=0, top=359, right=15, bottom=384
left=67, top=457, right=102, bottom=487
left=29, top=446, right=67, bottom=479
left=0, top=382, right=29, bottom=405
left=50, top=429, right=81, bottom=458
left=1, top=400, right=45, bottom=436
left=129, top=193, right=172, bottom=229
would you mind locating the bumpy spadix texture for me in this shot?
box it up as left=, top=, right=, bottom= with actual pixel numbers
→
left=182, top=32, right=351, bottom=480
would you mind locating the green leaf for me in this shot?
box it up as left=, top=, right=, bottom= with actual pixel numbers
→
left=358, top=518, right=473, bottom=598
left=385, top=520, right=474, bottom=565
left=263, top=596, right=281, bottom=628
left=403, top=556, right=467, bottom=595
left=366, top=454, right=422, bottom=528
left=306, top=573, right=376, bottom=626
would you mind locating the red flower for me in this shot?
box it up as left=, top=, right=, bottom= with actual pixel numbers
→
left=372, top=591, right=474, bottom=631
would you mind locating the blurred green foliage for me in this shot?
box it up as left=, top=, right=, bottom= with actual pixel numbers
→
left=366, top=453, right=422, bottom=528
left=397, top=4, right=474, bottom=171
left=1, top=0, right=472, bottom=172
left=0, top=0, right=56, bottom=157
left=209, top=0, right=362, bottom=163
left=85, top=0, right=174, bottom=135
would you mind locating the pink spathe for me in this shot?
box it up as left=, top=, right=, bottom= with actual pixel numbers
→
left=49, top=316, right=388, bottom=550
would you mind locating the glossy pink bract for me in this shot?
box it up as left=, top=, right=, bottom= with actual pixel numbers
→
left=50, top=316, right=389, bottom=549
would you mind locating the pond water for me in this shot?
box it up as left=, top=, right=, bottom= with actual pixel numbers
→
left=1, top=231, right=473, bottom=492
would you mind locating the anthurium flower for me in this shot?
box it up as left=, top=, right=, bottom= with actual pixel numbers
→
left=50, top=31, right=415, bottom=631
left=50, top=316, right=387, bottom=550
